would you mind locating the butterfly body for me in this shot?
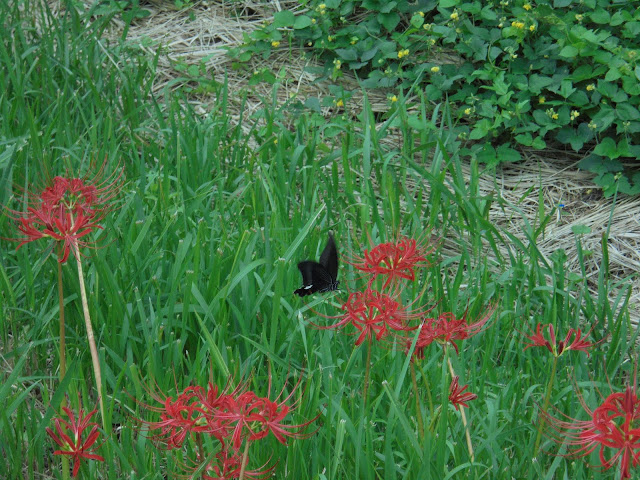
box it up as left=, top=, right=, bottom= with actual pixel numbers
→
left=294, top=233, right=339, bottom=296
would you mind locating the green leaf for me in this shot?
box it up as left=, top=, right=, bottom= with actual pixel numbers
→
left=558, top=80, right=576, bottom=98
left=515, top=133, right=533, bottom=146
left=378, top=12, right=400, bottom=31
left=293, top=15, right=312, bottom=29
left=554, top=0, right=572, bottom=6
left=360, top=47, right=379, bottom=62
left=605, top=67, right=621, bottom=82
left=531, top=136, right=546, bottom=149
left=559, top=45, right=579, bottom=58
left=477, top=144, right=498, bottom=166
left=635, top=66, right=640, bottom=81
left=593, top=137, right=618, bottom=158
left=335, top=48, right=359, bottom=61
left=440, top=0, right=460, bottom=7
left=496, top=144, right=522, bottom=162
left=616, top=103, right=640, bottom=121
left=590, top=8, right=610, bottom=24
left=469, top=119, right=492, bottom=140
left=273, top=10, right=295, bottom=27
left=529, top=74, right=553, bottom=94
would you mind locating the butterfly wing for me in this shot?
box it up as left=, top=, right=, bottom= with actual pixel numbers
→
left=294, top=233, right=340, bottom=297
left=294, top=261, right=333, bottom=296
left=319, top=233, right=339, bottom=281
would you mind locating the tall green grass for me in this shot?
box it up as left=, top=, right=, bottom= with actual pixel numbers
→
left=0, top=2, right=635, bottom=479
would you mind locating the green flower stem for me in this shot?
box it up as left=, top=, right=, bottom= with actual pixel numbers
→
left=239, top=441, right=250, bottom=480
left=75, top=254, right=107, bottom=431
left=447, top=356, right=474, bottom=462
left=57, top=258, right=70, bottom=480
left=363, top=337, right=373, bottom=406
left=534, top=355, right=558, bottom=456
left=410, top=362, right=424, bottom=438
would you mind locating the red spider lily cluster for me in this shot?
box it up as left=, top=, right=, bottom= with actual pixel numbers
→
left=137, top=376, right=318, bottom=478
left=541, top=381, right=640, bottom=479
left=449, top=376, right=478, bottom=411
left=318, top=235, right=437, bottom=346
left=318, top=288, right=431, bottom=346
left=10, top=163, right=123, bottom=263
left=407, top=307, right=497, bottom=358
left=522, top=323, right=601, bottom=357
left=348, top=234, right=435, bottom=289
left=46, top=405, right=104, bottom=477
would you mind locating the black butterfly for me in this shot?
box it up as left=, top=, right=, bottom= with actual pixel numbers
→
left=294, top=233, right=339, bottom=297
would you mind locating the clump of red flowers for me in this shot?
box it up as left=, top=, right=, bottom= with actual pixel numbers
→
left=407, top=305, right=497, bottom=360
left=348, top=233, right=436, bottom=289
left=541, top=377, right=640, bottom=479
left=136, top=375, right=318, bottom=478
left=449, top=376, right=478, bottom=411
left=9, top=162, right=123, bottom=263
left=317, top=287, right=434, bottom=346
left=46, top=404, right=104, bottom=477
left=522, top=322, right=602, bottom=357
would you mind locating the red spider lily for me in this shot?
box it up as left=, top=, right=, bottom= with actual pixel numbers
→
left=522, top=323, right=602, bottom=357
left=9, top=162, right=123, bottom=263
left=541, top=381, right=640, bottom=479
left=137, top=386, right=210, bottom=450
left=317, top=287, right=433, bottom=346
left=448, top=376, right=477, bottom=411
left=408, top=305, right=496, bottom=357
left=213, top=374, right=319, bottom=451
left=348, top=234, right=436, bottom=289
left=136, top=375, right=319, bottom=477
left=46, top=405, right=104, bottom=477
left=190, top=448, right=276, bottom=480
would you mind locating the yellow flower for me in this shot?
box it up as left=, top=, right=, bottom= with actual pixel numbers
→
left=273, top=139, right=278, bottom=145
left=586, top=84, right=595, bottom=91
left=311, top=18, right=316, bottom=24
left=390, top=95, right=398, bottom=102
left=333, top=59, right=342, bottom=69
left=538, top=96, right=545, bottom=104
left=575, top=14, right=583, bottom=22
left=423, top=23, right=432, bottom=30
left=319, top=3, right=326, bottom=9
left=430, top=66, right=440, bottom=73
left=511, top=21, right=525, bottom=29
left=523, top=3, right=532, bottom=10
left=328, top=36, right=333, bottom=42
left=570, top=110, right=580, bottom=120
left=546, top=108, right=558, bottom=120
left=450, top=11, right=459, bottom=21
left=588, top=121, right=597, bottom=129
left=464, top=108, right=471, bottom=115
left=271, top=41, right=280, bottom=48
left=397, top=49, right=409, bottom=59
left=418, top=11, right=425, bottom=17
left=529, top=24, right=536, bottom=31
left=336, top=99, right=344, bottom=107
left=552, top=113, right=558, bottom=120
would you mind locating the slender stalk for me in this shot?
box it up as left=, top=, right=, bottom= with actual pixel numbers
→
left=534, top=355, right=558, bottom=455
left=447, top=357, right=474, bottom=462
left=75, top=254, right=107, bottom=430
left=238, top=441, right=250, bottom=480
left=57, top=257, right=70, bottom=480
left=363, top=338, right=373, bottom=406
left=410, top=362, right=424, bottom=438
left=57, top=260, right=66, bottom=381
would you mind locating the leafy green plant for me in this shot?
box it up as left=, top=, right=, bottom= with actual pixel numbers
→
left=231, top=0, right=640, bottom=195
